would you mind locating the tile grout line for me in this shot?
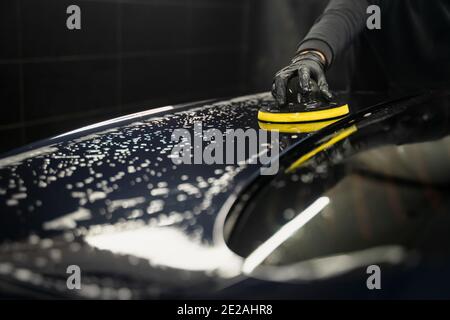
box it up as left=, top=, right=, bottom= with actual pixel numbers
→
left=80, top=0, right=243, bottom=9
left=239, top=0, right=251, bottom=93
left=17, top=0, right=26, bottom=145
left=186, top=0, right=193, bottom=94
left=117, top=0, right=123, bottom=113
left=0, top=47, right=242, bottom=65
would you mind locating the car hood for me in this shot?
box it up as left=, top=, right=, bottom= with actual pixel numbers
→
left=0, top=91, right=449, bottom=299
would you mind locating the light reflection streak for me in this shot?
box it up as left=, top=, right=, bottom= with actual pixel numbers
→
left=242, top=196, right=330, bottom=274
left=53, top=106, right=174, bottom=139
left=85, top=224, right=242, bottom=276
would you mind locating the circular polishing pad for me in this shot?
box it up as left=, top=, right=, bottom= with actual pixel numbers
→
left=258, top=103, right=350, bottom=124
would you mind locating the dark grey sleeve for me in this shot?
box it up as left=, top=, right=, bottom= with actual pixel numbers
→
left=297, top=0, right=370, bottom=67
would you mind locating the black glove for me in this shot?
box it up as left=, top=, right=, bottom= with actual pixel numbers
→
left=272, top=51, right=333, bottom=106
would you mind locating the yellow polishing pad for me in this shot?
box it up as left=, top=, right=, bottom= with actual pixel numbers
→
left=258, top=119, right=341, bottom=133
left=258, top=104, right=349, bottom=123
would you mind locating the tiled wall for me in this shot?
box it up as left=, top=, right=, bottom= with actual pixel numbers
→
left=0, top=0, right=251, bottom=154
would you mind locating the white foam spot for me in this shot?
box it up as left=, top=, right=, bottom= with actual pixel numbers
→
left=43, top=207, right=92, bottom=230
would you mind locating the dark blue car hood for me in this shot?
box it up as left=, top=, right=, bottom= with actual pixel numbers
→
left=0, top=91, right=450, bottom=299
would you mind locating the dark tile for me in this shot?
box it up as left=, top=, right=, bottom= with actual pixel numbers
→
left=0, top=0, right=19, bottom=59
left=0, top=64, right=21, bottom=125
left=187, top=86, right=242, bottom=103
left=189, top=52, right=241, bottom=94
left=121, top=3, right=189, bottom=53
left=23, top=59, right=118, bottom=121
left=191, top=0, right=246, bottom=8
left=121, top=54, right=188, bottom=107
left=21, top=0, right=117, bottom=58
left=119, top=0, right=187, bottom=5
left=191, top=6, right=244, bottom=48
left=0, top=128, right=23, bottom=155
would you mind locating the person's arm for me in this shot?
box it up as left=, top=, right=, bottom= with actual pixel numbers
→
left=273, top=0, right=372, bottom=106
left=298, top=0, right=370, bottom=67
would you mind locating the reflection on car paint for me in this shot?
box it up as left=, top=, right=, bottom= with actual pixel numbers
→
left=0, top=91, right=450, bottom=298
left=0, top=93, right=286, bottom=298
left=227, top=92, right=450, bottom=289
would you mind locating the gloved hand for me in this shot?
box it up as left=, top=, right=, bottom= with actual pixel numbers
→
left=272, top=51, right=333, bottom=106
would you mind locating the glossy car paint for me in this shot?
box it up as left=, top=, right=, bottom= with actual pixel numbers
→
left=0, top=91, right=449, bottom=299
